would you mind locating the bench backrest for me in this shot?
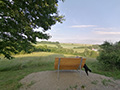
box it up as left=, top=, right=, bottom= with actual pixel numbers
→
left=54, top=58, right=86, bottom=70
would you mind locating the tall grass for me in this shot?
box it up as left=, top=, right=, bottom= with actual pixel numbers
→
left=0, top=52, right=120, bottom=90
left=0, top=52, right=65, bottom=71
left=85, top=58, right=120, bottom=80
left=0, top=52, right=67, bottom=90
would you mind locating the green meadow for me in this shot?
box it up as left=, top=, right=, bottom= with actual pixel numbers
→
left=35, top=42, right=92, bottom=53
left=0, top=43, right=120, bottom=90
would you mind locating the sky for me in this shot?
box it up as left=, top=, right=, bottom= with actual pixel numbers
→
left=37, top=0, right=120, bottom=44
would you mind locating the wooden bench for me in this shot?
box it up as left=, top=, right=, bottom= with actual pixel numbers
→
left=54, top=57, right=86, bottom=79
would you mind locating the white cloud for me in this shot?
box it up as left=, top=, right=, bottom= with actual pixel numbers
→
left=93, top=28, right=114, bottom=31
left=95, top=31, right=120, bottom=35
left=71, top=25, right=97, bottom=28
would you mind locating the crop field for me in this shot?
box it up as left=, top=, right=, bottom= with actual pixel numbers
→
left=34, top=42, right=92, bottom=53
left=34, top=43, right=58, bottom=48
left=61, top=43, right=92, bottom=49
left=73, top=48, right=85, bottom=53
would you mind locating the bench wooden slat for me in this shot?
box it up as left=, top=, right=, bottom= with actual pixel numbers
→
left=54, top=58, right=86, bottom=70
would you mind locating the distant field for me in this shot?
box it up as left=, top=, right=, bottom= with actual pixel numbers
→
left=35, top=43, right=92, bottom=48
left=73, top=48, right=85, bottom=53
left=34, top=43, right=92, bottom=53
left=61, top=43, right=92, bottom=49
left=34, top=43, right=57, bottom=47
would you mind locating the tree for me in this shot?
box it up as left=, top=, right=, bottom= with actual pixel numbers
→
left=97, top=41, right=120, bottom=70
left=0, top=0, right=64, bottom=59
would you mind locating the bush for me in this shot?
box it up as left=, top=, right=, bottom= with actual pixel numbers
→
left=83, top=49, right=98, bottom=58
left=97, top=41, right=120, bottom=70
left=34, top=45, right=51, bottom=52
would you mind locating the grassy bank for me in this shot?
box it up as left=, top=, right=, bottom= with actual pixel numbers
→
left=85, top=58, right=120, bottom=80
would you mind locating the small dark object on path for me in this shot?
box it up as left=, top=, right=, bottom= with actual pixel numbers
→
left=83, top=64, right=92, bottom=76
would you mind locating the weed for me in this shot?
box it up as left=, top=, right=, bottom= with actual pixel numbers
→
left=101, top=79, right=112, bottom=86
left=73, top=85, right=78, bottom=89
left=27, top=81, right=35, bottom=88
left=91, top=80, right=99, bottom=85
left=67, top=84, right=78, bottom=90
left=81, top=85, right=86, bottom=89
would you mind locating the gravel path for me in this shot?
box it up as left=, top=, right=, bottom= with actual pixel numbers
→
left=20, top=71, right=120, bottom=90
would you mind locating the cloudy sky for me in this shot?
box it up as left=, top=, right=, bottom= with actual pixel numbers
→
left=37, top=0, right=120, bottom=44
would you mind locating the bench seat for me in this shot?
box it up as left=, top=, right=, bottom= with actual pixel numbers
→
left=54, top=57, right=86, bottom=70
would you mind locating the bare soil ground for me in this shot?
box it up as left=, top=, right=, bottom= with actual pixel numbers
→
left=20, top=71, right=120, bottom=90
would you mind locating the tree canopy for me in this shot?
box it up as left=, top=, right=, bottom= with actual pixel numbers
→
left=97, top=41, right=120, bottom=70
left=0, top=0, right=64, bottom=59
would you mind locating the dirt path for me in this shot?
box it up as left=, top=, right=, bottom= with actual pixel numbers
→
left=20, top=71, right=120, bottom=90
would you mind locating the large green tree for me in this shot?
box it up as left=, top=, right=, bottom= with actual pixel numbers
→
left=0, top=0, right=64, bottom=59
left=97, top=41, right=120, bottom=70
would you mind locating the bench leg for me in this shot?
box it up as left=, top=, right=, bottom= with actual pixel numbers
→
left=58, top=68, right=59, bottom=80
left=58, top=58, right=61, bottom=80
left=78, top=58, right=83, bottom=76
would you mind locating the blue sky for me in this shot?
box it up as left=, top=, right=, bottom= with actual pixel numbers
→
left=37, top=0, right=120, bottom=44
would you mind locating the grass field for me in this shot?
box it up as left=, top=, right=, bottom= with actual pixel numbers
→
left=0, top=48, right=120, bottom=90
left=0, top=52, right=75, bottom=90
left=85, top=57, right=120, bottom=80
left=34, top=43, right=58, bottom=48
left=34, top=43, right=92, bottom=53
left=61, top=43, right=92, bottom=49
left=73, top=48, right=85, bottom=53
